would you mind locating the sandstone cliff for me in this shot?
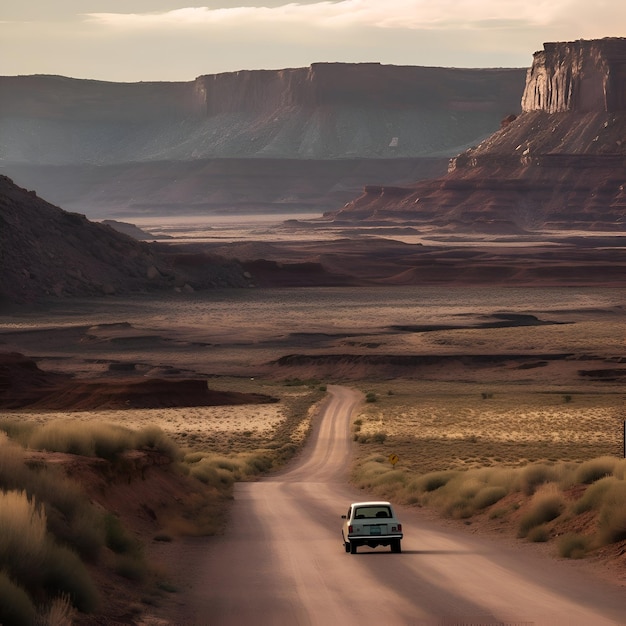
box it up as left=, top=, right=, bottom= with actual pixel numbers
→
left=330, top=39, right=626, bottom=232
left=0, top=64, right=524, bottom=217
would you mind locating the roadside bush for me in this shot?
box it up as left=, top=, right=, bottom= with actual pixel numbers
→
left=0, top=489, right=99, bottom=614
left=596, top=481, right=626, bottom=545
left=572, top=476, right=615, bottom=514
left=473, top=485, right=507, bottom=510
left=1, top=420, right=181, bottom=462
left=0, top=490, right=48, bottom=581
left=575, top=456, right=618, bottom=485
left=411, top=470, right=458, bottom=493
left=40, top=594, right=75, bottom=626
left=527, top=524, right=550, bottom=542
left=355, top=431, right=387, bottom=444
left=518, top=486, right=565, bottom=538
left=519, top=463, right=558, bottom=495
left=0, top=572, right=36, bottom=626
left=42, top=543, right=99, bottom=613
left=557, top=533, right=590, bottom=559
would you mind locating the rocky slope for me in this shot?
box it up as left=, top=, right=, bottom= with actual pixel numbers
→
left=330, top=39, right=626, bottom=233
left=0, top=176, right=250, bottom=303
left=0, top=64, right=525, bottom=217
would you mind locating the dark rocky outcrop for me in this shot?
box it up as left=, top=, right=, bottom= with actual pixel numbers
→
left=0, top=64, right=525, bottom=217
left=329, top=39, right=626, bottom=233
left=0, top=351, right=278, bottom=409
left=0, top=176, right=250, bottom=303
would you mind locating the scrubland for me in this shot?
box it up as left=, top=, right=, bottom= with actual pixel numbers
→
left=0, top=380, right=324, bottom=624
left=349, top=378, right=626, bottom=567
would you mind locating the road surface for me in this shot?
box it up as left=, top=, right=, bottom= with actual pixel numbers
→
left=175, top=385, right=626, bottom=625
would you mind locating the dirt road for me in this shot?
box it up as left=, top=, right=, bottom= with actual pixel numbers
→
left=171, top=386, right=626, bottom=625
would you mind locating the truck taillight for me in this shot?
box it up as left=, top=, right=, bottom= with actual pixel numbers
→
left=348, top=525, right=354, bottom=533
left=392, top=524, right=402, bottom=532
left=397, top=524, right=402, bottom=532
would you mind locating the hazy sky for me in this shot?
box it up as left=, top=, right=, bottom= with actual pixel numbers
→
left=1, top=1, right=624, bottom=82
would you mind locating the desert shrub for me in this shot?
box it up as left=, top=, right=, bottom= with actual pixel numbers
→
left=64, top=508, right=105, bottom=562
left=473, top=485, right=507, bottom=510
left=517, top=486, right=565, bottom=538
left=519, top=463, right=558, bottom=495
left=596, top=481, right=626, bottom=545
left=611, top=458, right=626, bottom=480
left=572, top=476, right=615, bottom=514
left=42, top=543, right=99, bottom=613
left=558, top=533, right=590, bottom=559
left=0, top=490, right=99, bottom=614
left=365, top=392, right=377, bottom=403
left=133, top=425, right=182, bottom=460
left=27, top=421, right=131, bottom=458
left=410, top=470, right=458, bottom=493
left=575, top=456, right=618, bottom=485
left=40, top=594, right=75, bottom=626
left=0, top=420, right=36, bottom=445
left=0, top=572, right=36, bottom=626
left=443, top=499, right=474, bottom=519
left=526, top=525, right=550, bottom=542
left=4, top=420, right=181, bottom=462
left=355, top=431, right=387, bottom=444
left=0, top=490, right=48, bottom=581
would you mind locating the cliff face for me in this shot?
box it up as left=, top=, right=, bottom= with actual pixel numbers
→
left=0, top=64, right=525, bottom=164
left=331, top=39, right=626, bottom=232
left=0, top=63, right=525, bottom=217
left=521, top=38, right=626, bottom=113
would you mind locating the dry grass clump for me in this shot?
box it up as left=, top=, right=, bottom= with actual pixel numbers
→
left=0, top=488, right=98, bottom=624
left=0, top=419, right=181, bottom=461
left=557, top=533, right=590, bottom=559
left=517, top=485, right=566, bottom=538
left=184, top=451, right=273, bottom=489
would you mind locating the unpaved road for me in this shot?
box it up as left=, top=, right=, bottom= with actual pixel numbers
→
left=172, top=386, right=626, bottom=625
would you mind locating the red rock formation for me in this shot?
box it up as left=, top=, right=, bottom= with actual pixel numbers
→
left=330, top=39, right=626, bottom=232
left=522, top=38, right=626, bottom=113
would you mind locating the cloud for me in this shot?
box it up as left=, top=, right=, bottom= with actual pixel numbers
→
left=84, top=0, right=571, bottom=31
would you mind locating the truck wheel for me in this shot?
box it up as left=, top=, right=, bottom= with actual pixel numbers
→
left=391, top=539, right=402, bottom=553
left=350, top=541, right=358, bottom=554
left=344, top=541, right=350, bottom=553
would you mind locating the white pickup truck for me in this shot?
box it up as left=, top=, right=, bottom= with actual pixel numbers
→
left=341, top=501, right=403, bottom=554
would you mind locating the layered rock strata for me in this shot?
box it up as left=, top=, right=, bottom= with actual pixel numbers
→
left=0, top=64, right=524, bottom=217
left=331, top=39, right=626, bottom=232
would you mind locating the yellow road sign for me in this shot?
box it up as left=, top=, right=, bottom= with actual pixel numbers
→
left=389, top=453, right=399, bottom=466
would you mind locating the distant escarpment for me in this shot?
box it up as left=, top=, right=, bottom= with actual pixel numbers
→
left=0, top=64, right=524, bottom=217
left=0, top=176, right=250, bottom=303
left=330, top=39, right=626, bottom=232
